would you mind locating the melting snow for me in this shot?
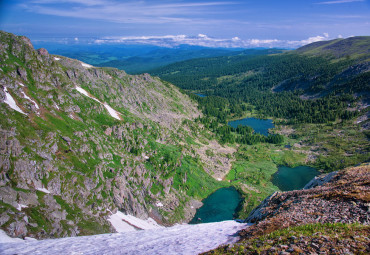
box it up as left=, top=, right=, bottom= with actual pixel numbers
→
left=36, top=187, right=51, bottom=194
left=16, top=204, right=28, bottom=211
left=75, top=86, right=100, bottom=103
left=0, top=220, right=249, bottom=255
left=21, top=91, right=40, bottom=110
left=0, top=230, right=23, bottom=243
left=108, top=211, right=162, bottom=232
left=3, top=87, right=27, bottom=115
left=81, top=62, right=93, bottom=68
left=75, top=86, right=121, bottom=120
left=156, top=202, right=164, bottom=207
left=103, top=103, right=121, bottom=120
left=54, top=57, right=60, bottom=61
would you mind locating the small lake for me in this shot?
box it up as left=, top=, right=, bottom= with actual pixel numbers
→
left=195, top=93, right=207, bottom=97
left=189, top=187, right=242, bottom=224
left=228, top=117, right=274, bottom=136
left=271, top=166, right=320, bottom=191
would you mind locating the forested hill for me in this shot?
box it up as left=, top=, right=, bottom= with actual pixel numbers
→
left=149, top=36, right=369, bottom=124
left=296, top=36, right=370, bottom=58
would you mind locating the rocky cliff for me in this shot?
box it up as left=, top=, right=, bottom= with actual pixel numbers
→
left=0, top=31, right=235, bottom=239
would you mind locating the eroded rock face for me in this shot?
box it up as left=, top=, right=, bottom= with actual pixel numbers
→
left=241, top=165, right=370, bottom=238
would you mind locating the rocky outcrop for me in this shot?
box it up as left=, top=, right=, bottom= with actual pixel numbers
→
left=303, top=170, right=338, bottom=189
left=205, top=165, right=370, bottom=255
left=241, top=165, right=369, bottom=238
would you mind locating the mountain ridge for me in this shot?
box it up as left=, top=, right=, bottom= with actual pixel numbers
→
left=0, top=30, right=235, bottom=239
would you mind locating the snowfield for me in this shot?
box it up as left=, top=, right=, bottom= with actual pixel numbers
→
left=36, top=187, right=51, bottom=194
left=107, top=211, right=162, bottom=232
left=3, top=87, right=27, bottom=115
left=75, top=86, right=122, bottom=120
left=81, top=62, right=93, bottom=68
left=21, top=91, right=40, bottom=110
left=0, top=221, right=249, bottom=255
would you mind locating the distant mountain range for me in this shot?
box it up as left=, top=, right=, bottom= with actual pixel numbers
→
left=150, top=36, right=370, bottom=104
left=33, top=42, right=286, bottom=74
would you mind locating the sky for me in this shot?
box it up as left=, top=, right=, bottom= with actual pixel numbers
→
left=0, top=0, right=369, bottom=48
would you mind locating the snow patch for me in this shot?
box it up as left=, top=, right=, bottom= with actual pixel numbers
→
left=75, top=86, right=122, bottom=120
left=36, top=187, right=51, bottom=194
left=108, top=211, right=162, bottom=232
left=103, top=103, right=121, bottom=120
left=3, top=87, right=27, bottom=115
left=54, top=57, right=60, bottom=61
left=16, top=204, right=28, bottom=211
left=0, top=230, right=23, bottom=244
left=75, top=86, right=101, bottom=103
left=21, top=91, right=40, bottom=110
left=156, top=202, right=164, bottom=207
left=80, top=62, right=93, bottom=68
left=0, top=220, right=249, bottom=255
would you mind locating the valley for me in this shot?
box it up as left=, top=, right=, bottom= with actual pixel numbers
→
left=0, top=31, right=369, bottom=254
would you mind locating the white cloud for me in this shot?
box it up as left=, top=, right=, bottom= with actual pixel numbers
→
left=93, top=33, right=335, bottom=49
left=316, top=0, right=364, bottom=4
left=287, top=33, right=330, bottom=47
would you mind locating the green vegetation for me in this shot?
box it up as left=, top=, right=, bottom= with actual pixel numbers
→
left=209, top=223, right=370, bottom=254
left=150, top=37, right=369, bottom=173
left=226, top=144, right=307, bottom=217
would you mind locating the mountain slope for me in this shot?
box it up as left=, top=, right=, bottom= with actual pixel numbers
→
left=0, top=31, right=236, bottom=239
left=296, top=36, right=370, bottom=59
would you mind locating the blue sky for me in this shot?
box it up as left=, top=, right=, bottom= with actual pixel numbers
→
left=0, top=0, right=369, bottom=48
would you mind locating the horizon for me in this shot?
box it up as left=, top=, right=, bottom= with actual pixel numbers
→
left=0, top=0, right=369, bottom=48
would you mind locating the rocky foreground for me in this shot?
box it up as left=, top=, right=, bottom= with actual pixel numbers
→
left=204, top=164, right=370, bottom=254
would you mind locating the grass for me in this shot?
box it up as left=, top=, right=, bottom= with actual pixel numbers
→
left=227, top=143, right=307, bottom=217
left=209, top=223, right=369, bottom=254
left=261, top=222, right=366, bottom=240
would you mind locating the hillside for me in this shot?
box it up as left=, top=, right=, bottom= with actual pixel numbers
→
left=0, top=31, right=236, bottom=239
left=296, top=36, right=370, bottom=59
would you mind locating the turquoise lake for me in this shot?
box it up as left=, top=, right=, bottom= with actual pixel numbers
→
left=195, top=93, right=207, bottom=97
left=189, top=187, right=242, bottom=224
left=228, top=117, right=274, bottom=136
left=271, top=166, right=320, bottom=191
